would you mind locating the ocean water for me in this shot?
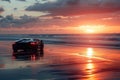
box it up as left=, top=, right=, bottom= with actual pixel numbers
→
left=0, top=34, right=120, bottom=49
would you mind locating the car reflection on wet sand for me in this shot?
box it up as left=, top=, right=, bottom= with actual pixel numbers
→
left=12, top=52, right=44, bottom=61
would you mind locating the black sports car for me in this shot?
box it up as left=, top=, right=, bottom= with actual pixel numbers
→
left=12, top=38, right=44, bottom=56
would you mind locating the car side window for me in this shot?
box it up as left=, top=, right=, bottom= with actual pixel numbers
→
left=34, top=39, right=40, bottom=43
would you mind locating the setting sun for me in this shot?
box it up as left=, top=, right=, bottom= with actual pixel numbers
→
left=77, top=25, right=105, bottom=34
left=86, top=29, right=95, bottom=33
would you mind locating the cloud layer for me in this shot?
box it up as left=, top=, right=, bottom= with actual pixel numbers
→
left=0, top=7, right=4, bottom=12
left=0, top=15, right=38, bottom=27
left=26, top=0, right=120, bottom=16
left=0, top=0, right=120, bottom=34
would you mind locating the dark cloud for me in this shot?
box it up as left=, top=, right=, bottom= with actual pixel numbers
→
left=0, top=15, right=38, bottom=27
left=16, top=0, right=26, bottom=2
left=0, top=7, right=4, bottom=12
left=26, top=0, right=120, bottom=16
left=1, top=0, right=11, bottom=3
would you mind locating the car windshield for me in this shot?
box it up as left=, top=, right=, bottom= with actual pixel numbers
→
left=18, top=39, right=33, bottom=43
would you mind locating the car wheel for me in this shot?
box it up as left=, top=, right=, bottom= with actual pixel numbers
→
left=13, top=49, right=17, bottom=53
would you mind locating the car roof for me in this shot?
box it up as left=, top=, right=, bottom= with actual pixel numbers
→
left=17, top=38, right=39, bottom=43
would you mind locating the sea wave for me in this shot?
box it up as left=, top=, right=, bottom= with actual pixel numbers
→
left=0, top=34, right=120, bottom=49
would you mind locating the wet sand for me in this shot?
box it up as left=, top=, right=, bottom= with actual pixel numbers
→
left=0, top=41, right=120, bottom=80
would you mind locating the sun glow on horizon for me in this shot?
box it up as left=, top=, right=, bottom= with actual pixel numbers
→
left=86, top=29, right=95, bottom=33
left=77, top=25, right=105, bottom=34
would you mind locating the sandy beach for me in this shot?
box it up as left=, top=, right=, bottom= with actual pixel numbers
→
left=0, top=41, right=120, bottom=80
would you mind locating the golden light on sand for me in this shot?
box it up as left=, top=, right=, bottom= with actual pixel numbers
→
left=86, top=48, right=95, bottom=76
left=87, top=63, right=94, bottom=71
left=86, top=62, right=95, bottom=80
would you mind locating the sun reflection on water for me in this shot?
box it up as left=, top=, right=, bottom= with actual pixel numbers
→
left=87, top=48, right=93, bottom=58
left=86, top=60, right=96, bottom=80
left=86, top=48, right=96, bottom=80
left=86, top=61, right=94, bottom=75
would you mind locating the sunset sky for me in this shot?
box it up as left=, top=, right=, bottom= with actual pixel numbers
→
left=0, top=0, right=120, bottom=34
